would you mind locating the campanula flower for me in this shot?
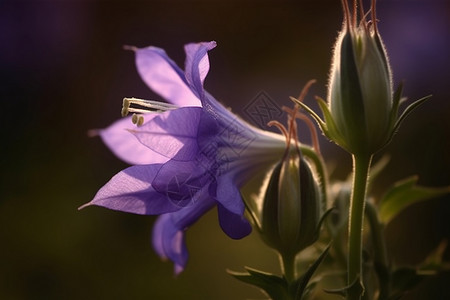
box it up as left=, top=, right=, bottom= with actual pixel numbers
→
left=80, top=41, right=286, bottom=273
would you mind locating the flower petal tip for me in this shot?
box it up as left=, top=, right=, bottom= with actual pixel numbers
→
left=77, top=202, right=91, bottom=211
left=174, top=264, right=184, bottom=276
left=123, top=45, right=137, bottom=52
left=87, top=129, right=100, bottom=138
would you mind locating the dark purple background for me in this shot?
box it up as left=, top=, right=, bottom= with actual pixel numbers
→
left=1, top=0, right=449, bottom=299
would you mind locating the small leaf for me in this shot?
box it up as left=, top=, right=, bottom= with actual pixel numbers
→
left=292, top=245, right=330, bottom=300
left=419, top=239, right=450, bottom=272
left=228, top=267, right=290, bottom=300
left=392, top=95, right=431, bottom=137
left=379, top=176, right=450, bottom=224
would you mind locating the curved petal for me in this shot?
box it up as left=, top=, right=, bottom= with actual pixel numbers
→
left=135, top=46, right=201, bottom=107
left=202, top=91, right=242, bottom=128
left=215, top=174, right=245, bottom=215
left=152, top=214, right=187, bottom=275
left=152, top=197, right=215, bottom=274
left=184, top=41, right=217, bottom=96
left=129, top=107, right=202, bottom=161
left=152, top=159, right=214, bottom=208
left=80, top=165, right=181, bottom=215
left=97, top=116, right=170, bottom=165
left=217, top=203, right=252, bottom=239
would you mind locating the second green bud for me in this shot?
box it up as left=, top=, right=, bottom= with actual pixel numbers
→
left=260, top=147, right=322, bottom=258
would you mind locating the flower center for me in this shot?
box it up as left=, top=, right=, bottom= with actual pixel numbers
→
left=121, top=97, right=178, bottom=126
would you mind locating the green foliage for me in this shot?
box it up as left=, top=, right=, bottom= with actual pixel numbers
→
left=379, top=176, right=450, bottom=224
left=228, top=246, right=329, bottom=300
left=228, top=268, right=291, bottom=300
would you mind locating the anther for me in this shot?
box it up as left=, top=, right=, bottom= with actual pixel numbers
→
left=121, top=98, right=131, bottom=117
left=131, top=114, right=145, bottom=126
left=121, top=97, right=178, bottom=120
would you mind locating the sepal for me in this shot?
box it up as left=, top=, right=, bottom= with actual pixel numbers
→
left=291, top=245, right=330, bottom=300
left=290, top=96, right=349, bottom=151
left=383, top=83, right=431, bottom=149
left=228, top=246, right=330, bottom=300
left=391, top=95, right=431, bottom=137
left=228, top=267, right=291, bottom=300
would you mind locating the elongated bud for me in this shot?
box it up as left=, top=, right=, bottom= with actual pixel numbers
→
left=328, top=0, right=393, bottom=155
left=260, top=147, right=322, bottom=257
left=293, top=0, right=430, bottom=157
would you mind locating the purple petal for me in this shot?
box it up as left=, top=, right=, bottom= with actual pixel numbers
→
left=134, top=46, right=201, bottom=107
left=80, top=165, right=181, bottom=215
left=98, top=116, right=170, bottom=165
left=215, top=174, right=245, bottom=215
left=184, top=41, right=217, bottom=96
left=152, top=196, right=215, bottom=274
left=202, top=90, right=242, bottom=127
left=217, top=203, right=252, bottom=239
left=129, top=107, right=202, bottom=161
left=152, top=214, right=187, bottom=274
left=152, top=159, right=214, bottom=208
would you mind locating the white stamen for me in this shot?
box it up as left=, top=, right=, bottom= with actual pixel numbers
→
left=121, top=97, right=178, bottom=117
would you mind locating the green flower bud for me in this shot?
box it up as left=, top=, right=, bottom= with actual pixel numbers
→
left=260, top=148, right=322, bottom=257
left=292, top=0, right=430, bottom=157
left=328, top=2, right=393, bottom=155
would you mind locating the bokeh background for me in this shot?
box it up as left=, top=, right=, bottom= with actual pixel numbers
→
left=1, top=0, right=450, bottom=299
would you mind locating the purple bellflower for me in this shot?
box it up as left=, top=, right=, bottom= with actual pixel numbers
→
left=81, top=41, right=286, bottom=274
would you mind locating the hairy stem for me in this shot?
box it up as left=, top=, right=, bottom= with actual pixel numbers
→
left=347, top=154, right=372, bottom=300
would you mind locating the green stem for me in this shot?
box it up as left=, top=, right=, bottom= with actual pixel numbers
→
left=281, top=253, right=296, bottom=284
left=365, top=202, right=390, bottom=299
left=347, top=154, right=372, bottom=300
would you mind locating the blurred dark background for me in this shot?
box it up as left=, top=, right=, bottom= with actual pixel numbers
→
left=1, top=0, right=450, bottom=299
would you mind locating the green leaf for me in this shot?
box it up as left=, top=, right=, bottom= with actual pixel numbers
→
left=228, top=267, right=291, bottom=300
left=291, top=245, right=330, bottom=300
left=379, top=176, right=450, bottom=224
